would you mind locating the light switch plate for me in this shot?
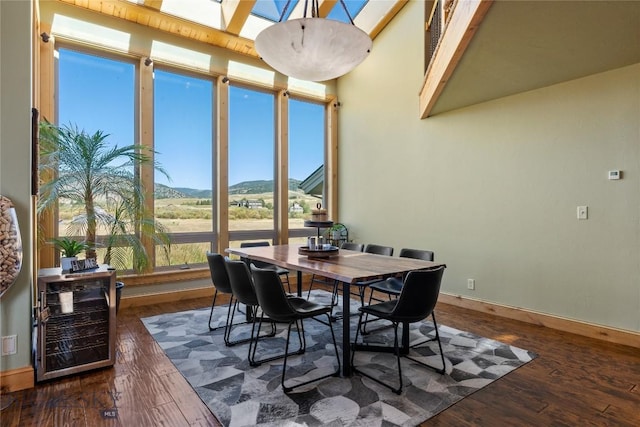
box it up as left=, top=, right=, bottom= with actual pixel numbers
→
left=577, top=206, right=588, bottom=220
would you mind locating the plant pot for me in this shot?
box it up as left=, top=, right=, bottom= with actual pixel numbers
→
left=60, top=256, right=77, bottom=272
left=115, top=281, right=124, bottom=314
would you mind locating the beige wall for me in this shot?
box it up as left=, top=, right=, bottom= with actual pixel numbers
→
left=338, top=1, right=639, bottom=332
left=0, top=0, right=34, bottom=372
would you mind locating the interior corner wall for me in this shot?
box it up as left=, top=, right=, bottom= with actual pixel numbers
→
left=0, top=0, right=34, bottom=373
left=337, top=1, right=640, bottom=332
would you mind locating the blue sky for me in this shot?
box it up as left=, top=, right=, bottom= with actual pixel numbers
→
left=58, top=48, right=324, bottom=190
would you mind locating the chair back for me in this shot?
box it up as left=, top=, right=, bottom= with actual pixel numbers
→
left=225, top=259, right=259, bottom=306
left=391, top=266, right=445, bottom=323
left=207, top=252, right=233, bottom=294
left=341, top=242, right=364, bottom=252
left=364, top=244, right=394, bottom=256
left=399, top=248, right=434, bottom=261
left=251, top=265, right=297, bottom=323
left=240, top=241, right=272, bottom=269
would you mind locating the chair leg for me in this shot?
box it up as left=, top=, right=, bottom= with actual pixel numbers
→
left=249, top=313, right=304, bottom=367
left=226, top=302, right=275, bottom=347
left=207, top=290, right=219, bottom=331
left=281, top=272, right=291, bottom=294
left=393, top=322, right=403, bottom=394
left=353, top=313, right=445, bottom=394
left=306, top=275, right=317, bottom=300
left=282, top=314, right=341, bottom=393
left=361, top=289, right=375, bottom=334
left=431, top=312, right=446, bottom=373
left=360, top=289, right=395, bottom=335
left=401, top=313, right=446, bottom=375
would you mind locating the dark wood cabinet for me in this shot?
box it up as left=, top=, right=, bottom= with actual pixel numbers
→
left=35, top=266, right=116, bottom=382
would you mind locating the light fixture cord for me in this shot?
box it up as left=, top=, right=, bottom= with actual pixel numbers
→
left=301, top=0, right=320, bottom=18
left=340, top=0, right=355, bottom=25
left=278, top=0, right=293, bottom=22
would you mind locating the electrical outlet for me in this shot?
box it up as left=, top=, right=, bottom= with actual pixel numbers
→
left=467, top=279, right=475, bottom=290
left=2, top=335, right=17, bottom=356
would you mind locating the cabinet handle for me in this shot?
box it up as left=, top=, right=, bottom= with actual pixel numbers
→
left=103, top=287, right=110, bottom=308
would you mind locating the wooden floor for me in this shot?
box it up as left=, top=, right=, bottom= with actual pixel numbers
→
left=2, top=291, right=639, bottom=426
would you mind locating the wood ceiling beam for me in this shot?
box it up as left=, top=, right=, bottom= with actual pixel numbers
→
left=318, top=0, right=338, bottom=18
left=142, top=0, right=163, bottom=10
left=222, top=0, right=255, bottom=35
left=55, top=0, right=258, bottom=57
left=369, top=0, right=408, bottom=40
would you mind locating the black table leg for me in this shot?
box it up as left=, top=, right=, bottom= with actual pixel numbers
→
left=296, top=270, right=302, bottom=297
left=342, top=281, right=351, bottom=376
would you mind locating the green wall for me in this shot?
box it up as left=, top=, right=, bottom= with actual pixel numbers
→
left=337, top=0, right=639, bottom=332
left=0, top=0, right=33, bottom=373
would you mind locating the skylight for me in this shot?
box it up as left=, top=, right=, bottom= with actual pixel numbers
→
left=251, top=0, right=299, bottom=22
left=328, top=0, right=368, bottom=23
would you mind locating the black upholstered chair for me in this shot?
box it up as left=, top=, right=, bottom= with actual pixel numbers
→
left=207, top=252, right=235, bottom=334
left=350, top=243, right=395, bottom=305
left=341, top=242, right=365, bottom=252
left=251, top=264, right=341, bottom=393
left=306, top=241, right=364, bottom=307
left=364, top=243, right=394, bottom=257
left=240, top=241, right=291, bottom=293
left=351, top=266, right=446, bottom=394
left=362, top=248, right=435, bottom=333
left=223, top=258, right=276, bottom=350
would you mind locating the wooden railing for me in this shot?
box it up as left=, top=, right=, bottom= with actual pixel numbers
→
left=425, top=0, right=442, bottom=73
left=420, top=0, right=493, bottom=118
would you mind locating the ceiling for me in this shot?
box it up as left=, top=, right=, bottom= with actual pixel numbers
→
left=54, top=0, right=407, bottom=59
left=431, top=0, right=640, bottom=115
left=52, top=0, right=639, bottom=115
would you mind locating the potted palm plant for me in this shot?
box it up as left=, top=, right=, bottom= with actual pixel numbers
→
left=50, top=237, right=89, bottom=271
left=38, top=122, right=171, bottom=273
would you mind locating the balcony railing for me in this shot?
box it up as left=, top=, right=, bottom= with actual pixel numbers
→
left=420, top=0, right=493, bottom=118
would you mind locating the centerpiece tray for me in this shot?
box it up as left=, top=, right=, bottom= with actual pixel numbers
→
left=298, top=246, right=339, bottom=259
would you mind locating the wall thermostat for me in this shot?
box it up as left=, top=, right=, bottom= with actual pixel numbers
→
left=608, top=170, right=621, bottom=180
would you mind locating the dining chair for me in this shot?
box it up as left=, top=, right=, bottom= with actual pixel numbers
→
left=306, top=241, right=364, bottom=307
left=251, top=264, right=341, bottom=393
left=362, top=248, right=435, bottom=333
left=240, top=241, right=291, bottom=293
left=206, top=252, right=235, bottom=334
left=351, top=265, right=446, bottom=394
left=223, top=258, right=277, bottom=350
left=350, top=244, right=395, bottom=306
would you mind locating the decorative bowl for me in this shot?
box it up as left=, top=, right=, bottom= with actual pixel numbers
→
left=298, top=246, right=339, bottom=259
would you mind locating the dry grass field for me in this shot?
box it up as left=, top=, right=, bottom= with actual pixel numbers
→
left=57, top=192, right=320, bottom=268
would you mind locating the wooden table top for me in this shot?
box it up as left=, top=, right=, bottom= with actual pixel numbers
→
left=226, top=244, right=444, bottom=284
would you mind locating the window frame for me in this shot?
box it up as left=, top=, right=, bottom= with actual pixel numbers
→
left=42, top=41, right=338, bottom=274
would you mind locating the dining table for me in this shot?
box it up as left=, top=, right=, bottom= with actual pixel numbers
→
left=226, top=244, right=444, bottom=376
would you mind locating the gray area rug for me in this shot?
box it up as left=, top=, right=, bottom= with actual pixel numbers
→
left=142, top=291, right=536, bottom=426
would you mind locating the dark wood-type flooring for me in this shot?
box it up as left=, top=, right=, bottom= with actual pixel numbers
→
left=2, top=287, right=639, bottom=426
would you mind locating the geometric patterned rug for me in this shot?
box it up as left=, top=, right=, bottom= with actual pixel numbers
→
left=142, top=290, right=536, bottom=426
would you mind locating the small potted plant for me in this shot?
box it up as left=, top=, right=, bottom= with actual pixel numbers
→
left=51, top=237, right=89, bottom=271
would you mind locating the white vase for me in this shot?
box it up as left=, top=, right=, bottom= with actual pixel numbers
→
left=61, top=256, right=77, bottom=272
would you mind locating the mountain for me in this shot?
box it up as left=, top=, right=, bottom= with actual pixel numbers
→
left=229, top=179, right=302, bottom=194
left=154, top=179, right=303, bottom=199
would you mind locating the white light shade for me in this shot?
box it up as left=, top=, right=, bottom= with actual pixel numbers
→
left=255, top=18, right=372, bottom=82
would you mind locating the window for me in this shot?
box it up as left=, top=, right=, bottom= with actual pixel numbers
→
left=56, top=47, right=136, bottom=267
left=51, top=46, right=334, bottom=274
left=288, top=98, right=325, bottom=242
left=228, top=86, right=275, bottom=240
left=153, top=69, right=214, bottom=267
